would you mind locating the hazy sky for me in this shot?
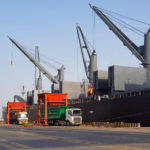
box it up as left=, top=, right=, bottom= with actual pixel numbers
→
left=0, top=0, right=150, bottom=116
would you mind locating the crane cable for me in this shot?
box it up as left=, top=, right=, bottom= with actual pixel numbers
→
left=109, top=16, right=144, bottom=37
left=30, top=50, right=58, bottom=70
left=98, top=7, right=150, bottom=26
left=40, top=53, right=63, bottom=66
left=97, top=7, right=149, bottom=36
left=19, top=42, right=63, bottom=66
left=104, top=11, right=145, bottom=35
left=84, top=36, right=94, bottom=54
left=11, top=43, right=14, bottom=68
left=40, top=59, right=58, bottom=70
left=23, top=47, right=62, bottom=71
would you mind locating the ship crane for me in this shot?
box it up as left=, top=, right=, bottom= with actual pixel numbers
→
left=8, top=36, right=65, bottom=86
left=89, top=4, right=150, bottom=68
left=76, top=25, right=97, bottom=83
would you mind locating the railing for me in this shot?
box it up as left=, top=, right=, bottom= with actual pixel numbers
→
left=83, top=122, right=141, bottom=127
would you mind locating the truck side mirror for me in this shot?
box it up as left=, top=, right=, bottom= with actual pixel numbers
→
left=68, top=110, right=72, bottom=116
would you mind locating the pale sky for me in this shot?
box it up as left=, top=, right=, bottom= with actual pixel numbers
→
left=0, top=0, right=150, bottom=117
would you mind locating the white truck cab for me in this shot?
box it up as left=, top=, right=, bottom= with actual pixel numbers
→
left=17, top=112, right=28, bottom=125
left=66, top=108, right=82, bottom=125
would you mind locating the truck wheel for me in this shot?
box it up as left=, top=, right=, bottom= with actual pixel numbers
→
left=55, top=121, right=59, bottom=126
left=66, top=121, right=70, bottom=126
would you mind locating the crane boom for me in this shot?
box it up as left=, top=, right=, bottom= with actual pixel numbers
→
left=76, top=25, right=98, bottom=83
left=8, top=36, right=59, bottom=84
left=76, top=25, right=91, bottom=57
left=89, top=4, right=145, bottom=64
left=76, top=25, right=90, bottom=79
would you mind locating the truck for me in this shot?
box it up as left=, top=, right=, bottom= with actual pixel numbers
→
left=9, top=111, right=28, bottom=125
left=40, top=106, right=82, bottom=126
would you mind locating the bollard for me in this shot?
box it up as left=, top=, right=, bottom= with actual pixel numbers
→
left=120, top=122, right=123, bottom=127
left=137, top=123, right=140, bottom=128
left=92, top=122, right=96, bottom=126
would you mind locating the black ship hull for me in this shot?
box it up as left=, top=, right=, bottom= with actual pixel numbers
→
left=72, top=93, right=150, bottom=125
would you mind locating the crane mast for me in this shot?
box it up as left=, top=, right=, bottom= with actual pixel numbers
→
left=89, top=4, right=150, bottom=67
left=35, top=45, right=42, bottom=90
left=8, top=36, right=59, bottom=84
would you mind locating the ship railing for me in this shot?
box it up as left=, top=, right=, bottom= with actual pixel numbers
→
left=83, top=122, right=141, bottom=128
left=69, top=98, right=95, bottom=105
left=111, top=89, right=150, bottom=100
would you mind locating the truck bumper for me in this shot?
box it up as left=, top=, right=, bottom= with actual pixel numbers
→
left=18, top=121, right=28, bottom=125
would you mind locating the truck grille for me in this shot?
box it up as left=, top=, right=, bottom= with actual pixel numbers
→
left=19, top=119, right=27, bottom=123
left=74, top=118, right=81, bottom=124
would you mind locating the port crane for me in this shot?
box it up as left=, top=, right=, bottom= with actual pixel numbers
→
left=8, top=37, right=65, bottom=88
left=76, top=25, right=97, bottom=83
left=89, top=4, right=150, bottom=68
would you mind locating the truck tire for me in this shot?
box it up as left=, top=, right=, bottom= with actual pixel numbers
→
left=15, top=120, right=19, bottom=125
left=66, top=121, right=70, bottom=126
left=55, top=121, right=59, bottom=126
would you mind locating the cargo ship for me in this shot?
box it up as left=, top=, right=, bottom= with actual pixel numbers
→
left=70, top=90, right=150, bottom=126
left=72, top=4, right=150, bottom=126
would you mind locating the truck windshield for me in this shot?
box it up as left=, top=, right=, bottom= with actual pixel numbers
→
left=18, top=114, right=28, bottom=118
left=73, top=110, right=81, bottom=116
